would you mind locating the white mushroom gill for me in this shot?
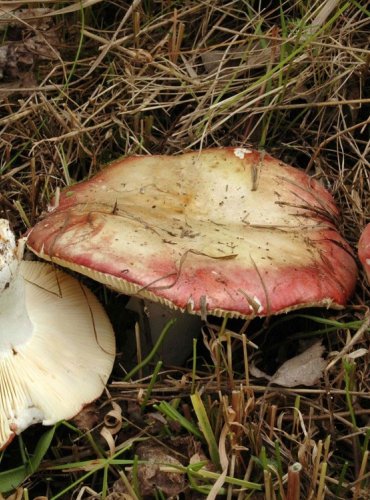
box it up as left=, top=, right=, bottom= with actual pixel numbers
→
left=0, top=219, right=115, bottom=450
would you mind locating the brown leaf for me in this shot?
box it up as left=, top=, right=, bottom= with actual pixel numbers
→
left=0, top=6, right=60, bottom=83
left=71, top=403, right=99, bottom=431
left=24, top=32, right=60, bottom=61
left=129, top=442, right=186, bottom=497
left=0, top=31, right=60, bottom=81
left=0, top=8, right=54, bottom=32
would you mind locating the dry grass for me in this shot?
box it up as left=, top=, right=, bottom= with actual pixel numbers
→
left=0, top=1, right=369, bottom=498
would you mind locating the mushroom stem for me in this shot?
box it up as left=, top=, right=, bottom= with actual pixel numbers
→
left=0, top=222, right=33, bottom=351
left=126, top=297, right=202, bottom=365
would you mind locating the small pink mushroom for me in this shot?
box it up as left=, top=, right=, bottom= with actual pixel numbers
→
left=358, top=223, right=370, bottom=282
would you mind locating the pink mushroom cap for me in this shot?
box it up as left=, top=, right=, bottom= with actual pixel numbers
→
left=27, top=148, right=357, bottom=319
left=358, top=223, right=370, bottom=281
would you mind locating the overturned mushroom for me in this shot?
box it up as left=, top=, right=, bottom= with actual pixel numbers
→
left=358, top=223, right=370, bottom=282
left=27, top=148, right=357, bottom=324
left=0, top=219, right=115, bottom=450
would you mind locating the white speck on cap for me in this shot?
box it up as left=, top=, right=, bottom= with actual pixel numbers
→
left=234, top=148, right=252, bottom=159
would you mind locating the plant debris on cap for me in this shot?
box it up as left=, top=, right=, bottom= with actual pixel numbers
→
left=358, top=223, right=370, bottom=281
left=27, top=148, right=357, bottom=319
left=0, top=219, right=115, bottom=450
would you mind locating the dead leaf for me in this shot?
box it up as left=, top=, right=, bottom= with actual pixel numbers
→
left=129, top=442, right=186, bottom=497
left=250, top=341, right=326, bottom=387
left=271, top=341, right=326, bottom=387
left=5, top=42, right=34, bottom=78
left=0, top=6, right=60, bottom=83
left=249, top=362, right=271, bottom=381
left=0, top=8, right=53, bottom=31
left=24, top=32, right=60, bottom=60
left=70, top=402, right=99, bottom=431
left=0, top=31, right=60, bottom=82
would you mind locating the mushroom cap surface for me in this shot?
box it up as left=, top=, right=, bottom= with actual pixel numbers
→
left=358, top=223, right=370, bottom=281
left=0, top=261, right=115, bottom=450
left=27, top=148, right=357, bottom=318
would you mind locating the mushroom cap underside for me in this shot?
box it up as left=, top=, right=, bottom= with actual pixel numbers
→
left=27, top=148, right=357, bottom=318
left=0, top=261, right=115, bottom=450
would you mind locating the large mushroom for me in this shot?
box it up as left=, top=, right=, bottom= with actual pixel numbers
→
left=0, top=219, right=115, bottom=450
left=358, top=223, right=370, bottom=282
left=26, top=148, right=357, bottom=340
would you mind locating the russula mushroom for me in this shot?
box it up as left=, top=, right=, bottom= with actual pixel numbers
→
left=358, top=223, right=370, bottom=281
left=26, top=148, right=357, bottom=322
left=0, top=219, right=115, bottom=450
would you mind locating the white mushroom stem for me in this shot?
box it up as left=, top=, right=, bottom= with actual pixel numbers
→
left=126, top=297, right=202, bottom=365
left=0, top=223, right=33, bottom=353
left=0, top=219, right=115, bottom=450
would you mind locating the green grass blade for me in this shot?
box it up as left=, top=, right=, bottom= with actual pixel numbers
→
left=141, top=360, right=163, bottom=410
left=154, top=401, right=203, bottom=439
left=0, top=425, right=56, bottom=493
left=190, top=393, right=220, bottom=469
left=123, top=319, right=176, bottom=381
